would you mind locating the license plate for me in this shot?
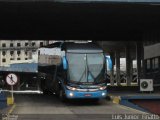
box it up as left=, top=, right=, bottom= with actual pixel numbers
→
left=84, top=94, right=92, bottom=97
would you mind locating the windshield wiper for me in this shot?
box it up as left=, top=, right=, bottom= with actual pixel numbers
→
left=86, top=56, right=104, bottom=83
left=77, top=67, right=86, bottom=83
left=77, top=54, right=102, bottom=84
left=86, top=56, right=95, bottom=82
left=77, top=54, right=87, bottom=83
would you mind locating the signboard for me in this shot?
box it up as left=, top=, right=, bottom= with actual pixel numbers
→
left=6, top=73, right=18, bottom=86
left=5, top=73, right=18, bottom=104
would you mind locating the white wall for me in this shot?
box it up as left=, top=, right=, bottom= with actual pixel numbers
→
left=144, top=43, right=160, bottom=59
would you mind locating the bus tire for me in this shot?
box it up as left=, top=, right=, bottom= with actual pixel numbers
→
left=59, top=88, right=67, bottom=102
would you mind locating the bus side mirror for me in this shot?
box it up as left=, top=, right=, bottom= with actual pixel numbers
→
left=62, top=56, right=68, bottom=70
left=106, top=56, right=112, bottom=70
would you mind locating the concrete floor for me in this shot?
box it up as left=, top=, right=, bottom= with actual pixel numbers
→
left=1, top=93, right=147, bottom=120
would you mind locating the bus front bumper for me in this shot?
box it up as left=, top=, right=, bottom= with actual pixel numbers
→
left=65, top=90, right=107, bottom=99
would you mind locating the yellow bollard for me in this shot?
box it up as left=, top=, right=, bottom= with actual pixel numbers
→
left=113, top=96, right=121, bottom=104
left=7, top=97, right=14, bottom=105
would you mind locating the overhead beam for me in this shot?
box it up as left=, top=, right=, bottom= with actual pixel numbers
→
left=0, top=2, right=159, bottom=40
left=126, top=44, right=133, bottom=86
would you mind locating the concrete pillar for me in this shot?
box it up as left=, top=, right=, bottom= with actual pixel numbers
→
left=115, top=50, right=121, bottom=86
left=125, top=45, right=132, bottom=86
left=141, top=43, right=145, bottom=78
left=17, top=77, right=21, bottom=90
left=37, top=75, right=40, bottom=91
left=130, top=60, right=133, bottom=81
left=110, top=52, right=115, bottom=86
left=136, top=42, right=143, bottom=86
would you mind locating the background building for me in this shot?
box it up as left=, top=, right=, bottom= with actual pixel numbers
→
left=0, top=40, right=50, bottom=66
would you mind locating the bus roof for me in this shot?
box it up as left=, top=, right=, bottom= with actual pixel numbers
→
left=65, top=42, right=103, bottom=53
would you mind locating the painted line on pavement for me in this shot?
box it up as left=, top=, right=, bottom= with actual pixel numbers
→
left=8, top=104, right=16, bottom=114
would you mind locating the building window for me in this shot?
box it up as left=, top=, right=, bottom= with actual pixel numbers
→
left=2, top=51, right=6, bottom=56
left=151, top=58, right=158, bottom=70
left=10, top=51, right=14, bottom=56
left=25, top=42, right=28, bottom=46
left=25, top=58, right=28, bottom=60
left=40, top=42, right=43, bottom=47
left=17, top=58, right=21, bottom=60
left=32, top=50, right=36, bottom=52
left=17, top=51, right=21, bottom=56
left=10, top=43, right=13, bottom=47
left=32, top=42, right=35, bottom=46
left=38, top=50, right=40, bottom=55
left=25, top=51, right=28, bottom=55
left=147, top=59, right=151, bottom=70
left=152, top=59, right=155, bottom=69
left=2, top=58, right=6, bottom=62
left=17, top=43, right=21, bottom=47
left=155, top=58, right=159, bottom=69
left=2, top=43, right=6, bottom=47
left=10, top=58, right=14, bottom=60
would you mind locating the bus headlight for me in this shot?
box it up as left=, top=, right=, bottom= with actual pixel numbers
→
left=102, top=92, right=106, bottom=96
left=99, top=86, right=107, bottom=90
left=66, top=86, right=77, bottom=91
left=69, top=92, right=74, bottom=97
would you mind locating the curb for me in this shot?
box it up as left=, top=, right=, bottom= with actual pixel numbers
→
left=109, top=95, right=149, bottom=113
left=0, top=91, right=15, bottom=113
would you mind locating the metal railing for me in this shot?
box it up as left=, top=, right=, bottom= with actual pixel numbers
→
left=107, top=68, right=138, bottom=85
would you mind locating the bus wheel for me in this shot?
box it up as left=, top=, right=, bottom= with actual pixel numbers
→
left=59, top=89, right=67, bottom=102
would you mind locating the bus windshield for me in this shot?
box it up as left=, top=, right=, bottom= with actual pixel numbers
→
left=66, top=53, right=105, bottom=84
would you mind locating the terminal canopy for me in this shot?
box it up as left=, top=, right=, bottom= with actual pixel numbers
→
left=0, top=0, right=160, bottom=40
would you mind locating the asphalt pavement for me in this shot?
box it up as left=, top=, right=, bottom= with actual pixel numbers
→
left=1, top=93, right=148, bottom=120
